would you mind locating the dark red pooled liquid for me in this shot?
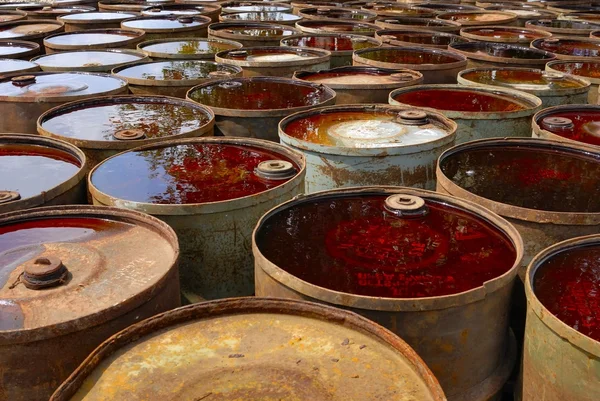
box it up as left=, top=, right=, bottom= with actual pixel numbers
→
left=256, top=194, right=517, bottom=298
left=534, top=244, right=600, bottom=342
left=359, top=47, right=461, bottom=64
left=539, top=110, right=600, bottom=147
left=91, top=143, right=298, bottom=204
left=393, top=88, right=526, bottom=112
left=534, top=39, right=600, bottom=57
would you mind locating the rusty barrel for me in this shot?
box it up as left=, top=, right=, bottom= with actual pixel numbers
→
left=449, top=41, right=556, bottom=69
left=0, top=39, right=40, bottom=60
left=221, top=1, right=291, bottom=15
left=121, top=15, right=211, bottom=40
left=0, top=10, right=26, bottom=22
left=99, top=0, right=176, bottom=13
left=296, top=19, right=381, bottom=36
left=527, top=18, right=600, bottom=37
left=0, top=205, right=180, bottom=401
left=59, top=12, right=138, bottom=32
left=532, top=104, right=600, bottom=149
left=375, top=29, right=470, bottom=49
left=137, top=37, right=243, bottom=61
left=0, top=71, right=128, bottom=134
left=0, top=19, right=64, bottom=49
left=531, top=37, right=600, bottom=62
left=293, top=65, right=423, bottom=104
left=389, top=84, right=542, bottom=144
left=141, top=3, right=222, bottom=22
left=458, top=67, right=590, bottom=108
left=186, top=76, right=336, bottom=141
left=31, top=49, right=148, bottom=73
left=50, top=298, right=447, bottom=401
left=374, top=16, right=461, bottom=33
left=278, top=104, right=456, bottom=192
left=360, top=3, right=436, bottom=19
left=88, top=137, right=306, bottom=302
left=37, top=95, right=214, bottom=167
left=483, top=6, right=557, bottom=27
left=0, top=58, right=39, bottom=77
left=519, top=235, right=600, bottom=401
left=459, top=26, right=551, bottom=44
left=43, top=28, right=146, bottom=54
left=546, top=59, right=600, bottom=104
left=219, top=10, right=303, bottom=25
left=437, top=10, right=518, bottom=26
left=112, top=60, right=243, bottom=98
left=253, top=186, right=523, bottom=401
left=17, top=5, right=95, bottom=20
left=0, top=134, right=87, bottom=214
left=208, top=22, right=301, bottom=47
left=298, top=6, right=377, bottom=22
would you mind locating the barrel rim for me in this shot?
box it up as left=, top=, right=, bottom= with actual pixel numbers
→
left=526, top=18, right=600, bottom=36
left=214, top=45, right=331, bottom=68
left=43, top=28, right=147, bottom=51
left=208, top=21, right=302, bottom=41
left=0, top=18, right=64, bottom=40
left=436, top=10, right=518, bottom=26
left=0, top=38, right=40, bottom=59
left=546, top=58, right=600, bottom=84
left=530, top=36, right=600, bottom=62
left=375, top=28, right=470, bottom=49
left=296, top=18, right=381, bottom=36
left=298, top=6, right=378, bottom=23
left=58, top=11, right=139, bottom=24
left=449, top=41, right=556, bottom=66
left=121, top=14, right=212, bottom=33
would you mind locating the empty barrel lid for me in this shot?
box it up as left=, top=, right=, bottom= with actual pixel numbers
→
left=59, top=11, right=138, bottom=24
left=113, top=60, right=242, bottom=86
left=293, top=65, right=423, bottom=89
left=121, top=15, right=211, bottom=32
left=280, top=33, right=381, bottom=53
left=449, top=41, right=556, bottom=66
left=44, top=29, right=145, bottom=50
left=546, top=59, right=600, bottom=84
left=48, top=298, right=446, bottom=401
left=0, top=134, right=86, bottom=213
left=89, top=138, right=304, bottom=208
left=137, top=37, right=243, bottom=60
left=0, top=58, right=39, bottom=76
left=0, top=39, right=39, bottom=59
left=31, top=49, right=148, bottom=72
left=533, top=104, right=600, bottom=147
left=438, top=138, right=600, bottom=214
left=38, top=95, right=214, bottom=149
left=0, top=19, right=64, bottom=40
left=458, top=67, right=590, bottom=96
left=437, top=10, right=518, bottom=25
left=254, top=187, right=520, bottom=298
left=0, top=205, right=178, bottom=337
left=532, top=37, right=600, bottom=60
left=279, top=104, right=456, bottom=150
left=459, top=26, right=551, bottom=44
left=0, top=71, right=127, bottom=102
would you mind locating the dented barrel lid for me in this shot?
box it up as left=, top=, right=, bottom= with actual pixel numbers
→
left=0, top=205, right=178, bottom=338
left=534, top=104, right=600, bottom=147
left=59, top=11, right=138, bottom=23
left=208, top=21, right=300, bottom=39
left=437, top=10, right=518, bottom=25
left=532, top=37, right=600, bottom=60
left=216, top=46, right=330, bottom=65
left=48, top=298, right=446, bottom=401
left=280, top=33, right=380, bottom=53
left=219, top=11, right=303, bottom=23
left=121, top=15, right=211, bottom=32
left=279, top=104, right=456, bottom=149
left=0, top=71, right=127, bottom=102
left=44, top=29, right=145, bottom=49
left=376, top=29, right=470, bottom=48
left=0, top=134, right=86, bottom=214
left=293, top=65, right=423, bottom=89
left=254, top=188, right=518, bottom=298
left=137, top=38, right=243, bottom=60
left=0, top=58, right=39, bottom=76
left=449, top=41, right=556, bottom=66
left=297, top=19, right=380, bottom=34
left=31, top=49, right=147, bottom=72
left=459, top=26, right=551, bottom=44
left=89, top=138, right=303, bottom=206
left=38, top=95, right=214, bottom=147
left=0, top=19, right=64, bottom=40
left=0, top=39, right=39, bottom=59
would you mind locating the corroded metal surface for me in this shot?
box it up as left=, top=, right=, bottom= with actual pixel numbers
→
left=253, top=186, right=523, bottom=401
left=50, top=298, right=447, bottom=401
left=0, top=205, right=181, bottom=401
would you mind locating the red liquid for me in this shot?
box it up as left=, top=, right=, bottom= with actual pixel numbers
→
left=393, top=88, right=526, bottom=112
left=91, top=143, right=299, bottom=204
left=534, top=38, right=600, bottom=57
left=539, top=110, right=600, bottom=147
left=359, top=48, right=461, bottom=64
left=256, top=195, right=517, bottom=298
left=440, top=145, right=600, bottom=212
left=452, top=42, right=553, bottom=60
left=548, top=61, right=600, bottom=79
left=282, top=36, right=359, bottom=51
left=378, top=18, right=455, bottom=28
left=381, top=31, right=466, bottom=46
left=534, top=245, right=600, bottom=342
left=461, top=69, right=583, bottom=88
left=464, top=27, right=547, bottom=39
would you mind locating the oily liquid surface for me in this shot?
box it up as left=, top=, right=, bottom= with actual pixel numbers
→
left=300, top=21, right=375, bottom=33
left=220, top=27, right=295, bottom=37
left=61, top=12, right=137, bottom=21
left=0, top=143, right=80, bottom=199
left=359, top=48, right=460, bottom=64
left=46, top=33, right=137, bottom=46
left=188, top=79, right=329, bottom=109
left=465, top=27, right=546, bottom=40
left=384, top=32, right=464, bottom=46
left=41, top=101, right=209, bottom=140
left=222, top=12, right=299, bottom=21
left=539, top=110, right=600, bottom=146
left=221, top=48, right=318, bottom=62
left=534, top=245, right=600, bottom=342
left=549, top=61, right=600, bottom=79
left=382, top=18, right=451, bottom=27
left=0, top=44, right=32, bottom=55
left=256, top=195, right=516, bottom=298
left=123, top=18, right=204, bottom=29
left=282, top=36, right=376, bottom=52
left=461, top=69, right=583, bottom=90
left=534, top=39, right=600, bottom=57
left=393, top=88, right=527, bottom=112
left=441, top=12, right=512, bottom=22
left=91, top=143, right=297, bottom=204
left=142, top=39, right=238, bottom=55
left=455, top=43, right=551, bottom=60
left=118, top=60, right=233, bottom=80
left=35, top=51, right=141, bottom=68
left=441, top=146, right=600, bottom=212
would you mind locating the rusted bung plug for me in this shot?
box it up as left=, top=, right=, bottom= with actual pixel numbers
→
left=113, top=129, right=146, bottom=140
left=390, top=72, right=417, bottom=82
left=541, top=116, right=574, bottom=130
left=11, top=75, right=36, bottom=87
left=229, top=50, right=248, bottom=59
left=208, top=70, right=233, bottom=78
left=397, top=109, right=428, bottom=125
left=385, top=194, right=429, bottom=218
left=177, top=16, right=194, bottom=24
left=0, top=190, right=20, bottom=204
left=23, top=256, right=69, bottom=290
left=255, top=160, right=297, bottom=180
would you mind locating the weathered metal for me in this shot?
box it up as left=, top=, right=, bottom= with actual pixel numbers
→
left=220, top=1, right=292, bottom=15
left=520, top=235, right=600, bottom=401
left=113, top=59, right=243, bottom=97
left=296, top=19, right=381, bottom=36
left=298, top=6, right=378, bottom=22
left=253, top=186, right=523, bottom=401
left=546, top=58, right=600, bottom=103
left=141, top=3, right=222, bottom=21
left=0, top=19, right=64, bottom=49
left=31, top=48, right=148, bottom=72
left=293, top=64, right=421, bottom=104
left=59, top=11, right=138, bottom=32
left=0, top=71, right=128, bottom=134
left=215, top=46, right=331, bottom=77
left=17, top=5, right=95, bottom=20
left=120, top=15, right=211, bottom=40
left=0, top=134, right=87, bottom=213
left=449, top=41, right=556, bottom=69
left=49, top=297, right=447, bottom=401
left=437, top=10, right=517, bottom=26
left=219, top=10, right=303, bottom=25
left=281, top=33, right=380, bottom=67
left=138, top=37, right=242, bottom=60
left=43, top=28, right=146, bottom=53
left=279, top=104, right=457, bottom=192
left=459, top=25, right=551, bottom=44
left=457, top=67, right=590, bottom=107
left=0, top=204, right=180, bottom=401
left=37, top=95, right=214, bottom=167
left=436, top=137, right=600, bottom=278
left=208, top=21, right=301, bottom=47
left=374, top=16, right=461, bottom=33
left=390, top=83, right=542, bottom=144
left=186, top=76, right=335, bottom=141
left=532, top=37, right=600, bottom=62
left=526, top=18, right=600, bottom=37
left=532, top=104, right=600, bottom=148
left=0, top=10, right=27, bottom=22
left=0, top=39, right=39, bottom=59
left=484, top=5, right=557, bottom=27
left=353, top=46, right=467, bottom=84
left=99, top=0, right=176, bottom=12
left=0, top=58, right=39, bottom=77
left=375, top=28, right=470, bottom=49
left=88, top=137, right=306, bottom=302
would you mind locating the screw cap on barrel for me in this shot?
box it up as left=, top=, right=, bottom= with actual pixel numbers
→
left=11, top=75, right=36, bottom=86
left=23, top=255, right=69, bottom=290
left=385, top=193, right=429, bottom=217
left=542, top=116, right=573, bottom=129
left=255, top=160, right=296, bottom=180
left=0, top=190, right=20, bottom=204
left=113, top=129, right=146, bottom=140
left=398, top=109, right=428, bottom=125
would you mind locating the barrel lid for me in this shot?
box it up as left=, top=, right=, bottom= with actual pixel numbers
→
left=0, top=2, right=39, bottom=10
left=417, top=3, right=483, bottom=12
left=0, top=20, right=63, bottom=39
left=532, top=37, right=600, bottom=58
left=32, top=49, right=146, bottom=71
left=0, top=39, right=39, bottom=57
left=38, top=95, right=213, bottom=146
left=49, top=298, right=446, bottom=401
left=299, top=6, right=377, bottom=20
left=280, top=33, right=380, bottom=52
left=18, top=5, right=95, bottom=16
left=526, top=18, right=600, bottom=33
left=460, top=26, right=551, bottom=43
left=0, top=205, right=178, bottom=340
left=0, top=135, right=84, bottom=212
left=375, top=16, right=461, bottom=28
left=113, top=60, right=242, bottom=84
left=535, top=105, right=600, bottom=147
left=141, top=4, right=212, bottom=16
left=220, top=11, right=302, bottom=22
left=450, top=41, right=556, bottom=64
left=360, top=4, right=435, bottom=18
left=221, top=2, right=291, bottom=13
left=99, top=0, right=175, bottom=11
left=437, top=10, right=517, bottom=24
left=138, top=38, right=242, bottom=59
left=187, top=76, right=335, bottom=111
left=376, top=29, right=469, bottom=47
left=567, top=13, right=600, bottom=23
left=0, top=11, right=26, bottom=23
left=293, top=66, right=423, bottom=88
left=122, top=15, right=210, bottom=31
left=216, top=46, right=329, bottom=63
left=0, top=71, right=127, bottom=101
left=90, top=139, right=302, bottom=205
left=255, top=188, right=517, bottom=298
left=546, top=59, right=600, bottom=82
left=355, top=46, right=466, bottom=66
left=209, top=21, right=299, bottom=37
left=0, top=58, right=38, bottom=75
left=44, top=29, right=144, bottom=47
left=60, top=11, right=138, bottom=22
left=297, top=19, right=380, bottom=33
left=484, top=6, right=555, bottom=20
